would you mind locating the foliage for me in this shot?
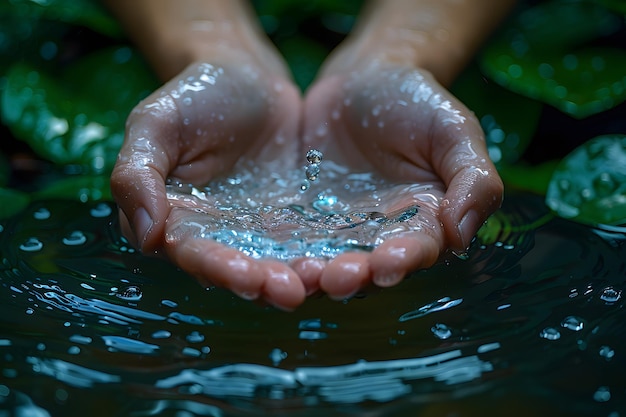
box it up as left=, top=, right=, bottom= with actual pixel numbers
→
left=0, top=0, right=625, bottom=227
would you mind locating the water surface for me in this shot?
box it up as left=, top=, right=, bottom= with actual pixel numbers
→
left=0, top=193, right=625, bottom=416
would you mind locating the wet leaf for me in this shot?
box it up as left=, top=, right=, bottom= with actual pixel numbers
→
left=0, top=0, right=121, bottom=38
left=0, top=188, right=30, bottom=219
left=33, top=175, right=111, bottom=202
left=452, top=64, right=543, bottom=167
left=546, top=135, right=626, bottom=225
left=481, top=1, right=626, bottom=118
left=1, top=46, right=158, bottom=174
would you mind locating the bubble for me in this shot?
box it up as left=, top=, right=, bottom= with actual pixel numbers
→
left=561, top=316, right=584, bottom=331
left=19, top=237, right=43, bottom=252
left=599, top=345, right=615, bottom=361
left=62, top=231, right=87, bottom=246
left=306, top=164, right=320, bottom=181
left=90, top=203, right=112, bottom=218
left=539, top=327, right=561, bottom=341
left=431, top=323, right=452, bottom=340
left=33, top=208, right=50, bottom=220
left=300, top=180, right=310, bottom=191
left=306, top=149, right=323, bottom=164
left=600, top=287, right=622, bottom=303
left=116, top=286, right=142, bottom=302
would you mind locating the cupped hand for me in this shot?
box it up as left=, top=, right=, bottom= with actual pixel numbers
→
left=301, top=61, right=504, bottom=300
left=110, top=61, right=308, bottom=310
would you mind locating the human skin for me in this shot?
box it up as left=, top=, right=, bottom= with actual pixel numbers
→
left=105, top=0, right=512, bottom=309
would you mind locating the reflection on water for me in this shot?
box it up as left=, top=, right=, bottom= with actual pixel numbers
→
left=0, top=193, right=625, bottom=416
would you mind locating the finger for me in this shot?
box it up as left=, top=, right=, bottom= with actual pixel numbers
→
left=429, top=93, right=504, bottom=252
left=290, top=257, right=326, bottom=295
left=260, top=261, right=306, bottom=311
left=168, top=237, right=266, bottom=301
left=110, top=94, right=179, bottom=255
left=320, top=252, right=371, bottom=300
left=370, top=235, right=440, bottom=287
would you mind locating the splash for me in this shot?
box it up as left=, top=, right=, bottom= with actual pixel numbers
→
left=166, top=158, right=432, bottom=260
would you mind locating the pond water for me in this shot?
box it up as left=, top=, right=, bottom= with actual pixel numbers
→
left=0, top=192, right=625, bottom=416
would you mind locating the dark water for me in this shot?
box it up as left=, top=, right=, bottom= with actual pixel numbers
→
left=0, top=193, right=625, bottom=417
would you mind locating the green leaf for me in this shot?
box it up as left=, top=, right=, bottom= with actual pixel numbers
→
left=33, top=175, right=111, bottom=202
left=546, top=135, right=626, bottom=225
left=1, top=46, right=158, bottom=174
left=481, top=1, right=626, bottom=118
left=452, top=64, right=543, bottom=167
left=0, top=188, right=30, bottom=219
left=278, top=36, right=329, bottom=91
left=498, top=161, right=559, bottom=195
left=0, top=0, right=121, bottom=38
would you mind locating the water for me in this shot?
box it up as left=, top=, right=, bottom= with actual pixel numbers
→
left=165, top=159, right=435, bottom=260
left=0, top=193, right=625, bottom=416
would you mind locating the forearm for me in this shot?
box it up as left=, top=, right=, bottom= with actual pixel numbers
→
left=325, top=0, right=517, bottom=86
left=104, top=0, right=286, bottom=81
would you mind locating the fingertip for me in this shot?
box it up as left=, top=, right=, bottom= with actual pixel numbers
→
left=370, top=236, right=440, bottom=287
left=261, top=261, right=306, bottom=311
left=320, top=253, right=370, bottom=301
left=290, top=257, right=325, bottom=296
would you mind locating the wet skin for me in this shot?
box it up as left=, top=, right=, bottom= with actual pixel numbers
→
left=111, top=61, right=503, bottom=311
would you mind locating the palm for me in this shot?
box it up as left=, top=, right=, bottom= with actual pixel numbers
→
left=301, top=64, right=502, bottom=297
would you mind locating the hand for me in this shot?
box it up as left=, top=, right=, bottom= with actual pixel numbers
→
left=301, top=60, right=504, bottom=300
left=110, top=61, right=308, bottom=310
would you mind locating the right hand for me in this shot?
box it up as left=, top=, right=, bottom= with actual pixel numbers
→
left=110, top=61, right=308, bottom=310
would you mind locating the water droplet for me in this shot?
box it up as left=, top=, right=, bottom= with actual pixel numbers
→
left=182, top=347, right=201, bottom=357
left=68, top=346, right=81, bottom=355
left=161, top=299, right=178, bottom=308
left=593, top=386, right=611, bottom=402
left=269, top=348, right=287, bottom=366
left=298, top=331, right=327, bottom=340
left=306, top=164, right=320, bottom=181
left=19, top=237, right=43, bottom=252
left=561, top=316, right=584, bottom=331
left=90, top=203, right=112, bottom=218
left=599, top=345, right=615, bottom=361
left=300, top=180, right=310, bottom=191
left=33, top=208, right=50, bottom=220
left=306, top=149, right=323, bottom=164
left=151, top=330, right=171, bottom=339
left=600, top=287, right=621, bottom=303
left=539, top=327, right=561, bottom=341
left=186, top=331, right=205, bottom=343
left=182, top=97, right=192, bottom=106
left=25, top=308, right=34, bottom=315
left=62, top=231, right=87, bottom=246
left=431, top=323, right=452, bottom=340
left=116, top=286, right=142, bottom=302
